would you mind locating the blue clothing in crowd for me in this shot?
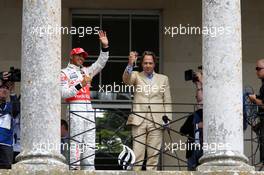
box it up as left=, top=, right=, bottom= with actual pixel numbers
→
left=0, top=96, right=17, bottom=146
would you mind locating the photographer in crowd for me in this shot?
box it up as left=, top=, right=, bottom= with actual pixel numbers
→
left=249, top=59, right=264, bottom=162
left=182, top=66, right=203, bottom=170
left=192, top=68, right=203, bottom=170
left=0, top=69, right=21, bottom=168
left=0, top=71, right=20, bottom=169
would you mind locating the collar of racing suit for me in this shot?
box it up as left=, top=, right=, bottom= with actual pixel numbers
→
left=67, top=63, right=82, bottom=71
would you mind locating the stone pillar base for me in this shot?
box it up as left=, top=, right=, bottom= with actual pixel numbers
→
left=198, top=151, right=254, bottom=172
left=12, top=156, right=67, bottom=174
left=198, top=160, right=254, bottom=172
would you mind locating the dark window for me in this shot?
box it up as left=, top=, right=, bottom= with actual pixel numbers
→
left=132, top=16, right=159, bottom=56
left=102, top=15, right=129, bottom=56
left=72, top=15, right=100, bottom=55
left=72, top=13, right=160, bottom=99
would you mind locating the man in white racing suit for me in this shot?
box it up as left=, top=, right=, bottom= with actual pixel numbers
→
left=61, top=30, right=109, bottom=170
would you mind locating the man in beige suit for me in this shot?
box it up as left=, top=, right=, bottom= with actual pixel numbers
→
left=123, top=51, right=172, bottom=170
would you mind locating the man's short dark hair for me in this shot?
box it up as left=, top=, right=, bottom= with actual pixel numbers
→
left=141, top=51, right=157, bottom=64
left=61, top=119, right=68, bottom=131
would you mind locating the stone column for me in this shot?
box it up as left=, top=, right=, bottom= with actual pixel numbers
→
left=198, top=0, right=254, bottom=172
left=14, top=0, right=66, bottom=172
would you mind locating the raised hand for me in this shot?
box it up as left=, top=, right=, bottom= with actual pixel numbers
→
left=128, top=51, right=138, bottom=66
left=2, top=72, right=11, bottom=80
left=98, top=30, right=109, bottom=48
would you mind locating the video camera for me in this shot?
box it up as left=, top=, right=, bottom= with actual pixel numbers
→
left=0, top=67, right=21, bottom=82
left=184, top=65, right=202, bottom=82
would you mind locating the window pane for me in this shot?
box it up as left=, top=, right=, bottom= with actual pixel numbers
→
left=131, top=16, right=159, bottom=56
left=102, top=15, right=129, bottom=57
left=101, top=61, right=127, bottom=86
left=72, top=15, right=100, bottom=55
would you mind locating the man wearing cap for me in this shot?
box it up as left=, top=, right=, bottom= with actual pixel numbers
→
left=61, top=30, right=109, bottom=170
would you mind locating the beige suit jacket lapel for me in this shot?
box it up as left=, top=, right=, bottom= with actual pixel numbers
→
left=139, top=71, right=148, bottom=85
left=151, top=72, right=158, bottom=86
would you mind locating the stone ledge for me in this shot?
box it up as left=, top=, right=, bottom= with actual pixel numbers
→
left=1, top=170, right=264, bottom=175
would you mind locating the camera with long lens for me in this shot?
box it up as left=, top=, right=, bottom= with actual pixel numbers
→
left=184, top=65, right=202, bottom=82
left=0, top=67, right=21, bottom=82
